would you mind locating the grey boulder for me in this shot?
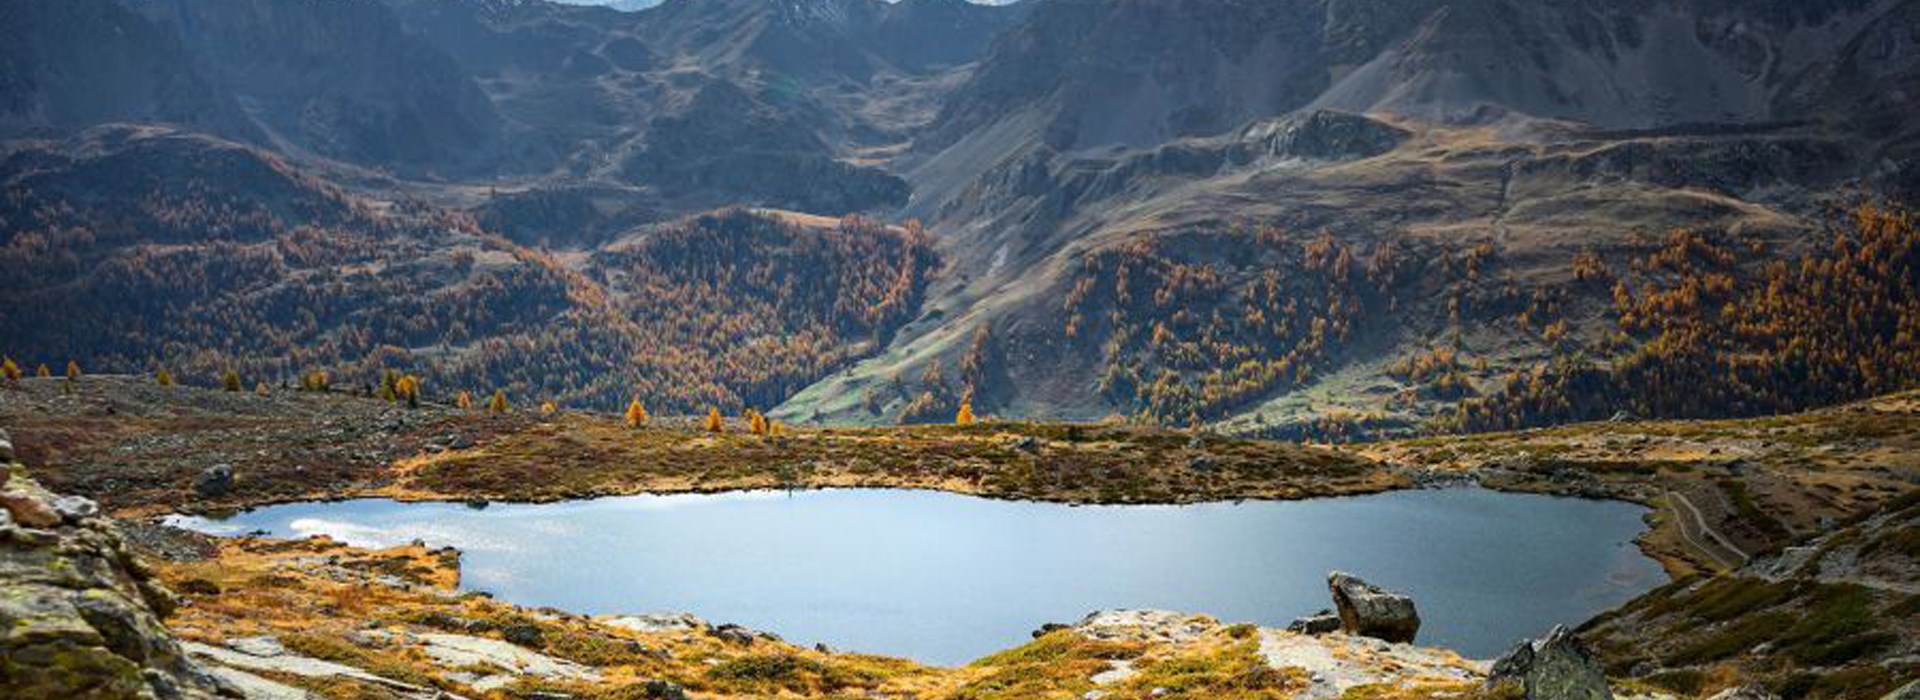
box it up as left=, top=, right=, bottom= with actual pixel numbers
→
left=194, top=464, right=234, bottom=498
left=1286, top=609, right=1341, bottom=636
left=52, top=495, right=99, bottom=523
left=1489, top=625, right=1611, bottom=700
left=1327, top=571, right=1420, bottom=644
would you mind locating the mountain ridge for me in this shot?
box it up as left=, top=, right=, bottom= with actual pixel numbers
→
left=1, top=0, right=1916, bottom=435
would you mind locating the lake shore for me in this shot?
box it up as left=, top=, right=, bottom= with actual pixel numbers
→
left=6, top=377, right=1917, bottom=583
left=3, top=378, right=1917, bottom=698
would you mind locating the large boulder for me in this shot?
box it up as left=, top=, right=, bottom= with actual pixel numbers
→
left=1327, top=572, right=1421, bottom=643
left=1489, top=625, right=1611, bottom=700
left=0, top=468, right=228, bottom=698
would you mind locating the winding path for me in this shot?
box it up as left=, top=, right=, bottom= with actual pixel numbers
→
left=1666, top=490, right=1749, bottom=570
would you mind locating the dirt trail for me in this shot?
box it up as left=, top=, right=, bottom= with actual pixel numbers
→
left=1666, top=490, right=1749, bottom=570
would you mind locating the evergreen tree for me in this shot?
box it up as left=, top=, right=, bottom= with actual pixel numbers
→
left=156, top=367, right=175, bottom=387
left=223, top=369, right=242, bottom=392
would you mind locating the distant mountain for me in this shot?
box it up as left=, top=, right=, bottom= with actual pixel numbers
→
left=2, top=0, right=1025, bottom=209
left=133, top=0, right=505, bottom=173
left=781, top=0, right=1920, bottom=432
left=2, top=0, right=1916, bottom=434
left=0, top=0, right=255, bottom=140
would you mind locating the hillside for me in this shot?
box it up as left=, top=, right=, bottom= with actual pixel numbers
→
left=0, top=0, right=1916, bottom=435
left=0, top=127, right=936, bottom=413
left=780, top=0, right=1920, bottom=432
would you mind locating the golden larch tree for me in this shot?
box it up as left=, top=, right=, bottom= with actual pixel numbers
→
left=65, top=360, right=80, bottom=381
left=488, top=389, right=510, bottom=415
left=36, top=364, right=51, bottom=378
left=1, top=357, right=20, bottom=381
left=956, top=401, right=976, bottom=425
left=223, top=369, right=242, bottom=392
left=456, top=391, right=474, bottom=410
left=625, top=399, right=650, bottom=428
left=156, top=368, right=175, bottom=387
left=397, top=375, right=421, bottom=409
left=705, top=407, right=724, bottom=433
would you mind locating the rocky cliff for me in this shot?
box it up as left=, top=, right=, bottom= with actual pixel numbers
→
left=0, top=431, right=226, bottom=699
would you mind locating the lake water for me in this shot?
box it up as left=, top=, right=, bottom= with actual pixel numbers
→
left=171, top=488, right=1665, bottom=665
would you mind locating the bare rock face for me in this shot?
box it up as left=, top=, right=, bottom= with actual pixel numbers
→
left=1327, top=571, right=1421, bottom=644
left=1489, top=625, right=1611, bottom=700
left=0, top=463, right=227, bottom=699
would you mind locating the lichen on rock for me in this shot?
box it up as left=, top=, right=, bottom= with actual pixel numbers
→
left=0, top=457, right=227, bottom=699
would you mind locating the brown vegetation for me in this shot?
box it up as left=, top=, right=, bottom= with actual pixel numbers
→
left=1441, top=204, right=1919, bottom=433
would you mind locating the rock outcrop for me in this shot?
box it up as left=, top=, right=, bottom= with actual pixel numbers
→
left=1286, top=608, right=1342, bottom=636
left=1327, top=571, right=1421, bottom=644
left=1489, top=625, right=1611, bottom=700
left=0, top=458, right=227, bottom=698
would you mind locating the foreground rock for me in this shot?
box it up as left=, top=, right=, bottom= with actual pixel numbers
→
left=1490, top=625, right=1612, bottom=700
left=1328, top=571, right=1421, bottom=643
left=1067, top=609, right=1485, bottom=700
left=1287, top=608, right=1342, bottom=636
left=0, top=466, right=227, bottom=699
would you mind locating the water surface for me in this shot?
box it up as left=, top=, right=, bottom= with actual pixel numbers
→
left=174, top=488, right=1663, bottom=665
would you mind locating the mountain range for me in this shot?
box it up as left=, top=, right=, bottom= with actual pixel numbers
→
left=2, top=0, right=1916, bottom=434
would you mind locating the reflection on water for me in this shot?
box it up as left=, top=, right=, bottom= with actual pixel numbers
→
left=172, top=487, right=1665, bottom=665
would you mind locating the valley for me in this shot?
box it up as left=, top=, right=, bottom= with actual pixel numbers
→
left=3, top=0, right=1919, bottom=698
left=3, top=0, right=1916, bottom=434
